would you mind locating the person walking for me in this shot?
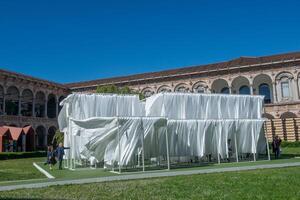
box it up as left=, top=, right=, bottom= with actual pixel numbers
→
left=272, top=135, right=282, bottom=159
left=55, top=143, right=69, bottom=170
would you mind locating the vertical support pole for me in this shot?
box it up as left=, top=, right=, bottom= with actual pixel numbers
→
left=266, top=135, right=271, bottom=161
left=253, top=127, right=256, bottom=162
left=263, top=108, right=271, bottom=161
left=73, top=132, right=76, bottom=170
left=141, top=118, right=145, bottom=172
left=117, top=117, right=121, bottom=173
left=66, top=104, right=70, bottom=169
left=166, top=126, right=170, bottom=170
left=234, top=132, right=239, bottom=163
left=217, top=123, right=221, bottom=165
left=265, top=121, right=271, bottom=161
left=137, top=147, right=140, bottom=167
left=217, top=153, right=220, bottom=164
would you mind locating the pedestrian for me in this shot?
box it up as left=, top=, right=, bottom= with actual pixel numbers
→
left=47, top=146, right=56, bottom=170
left=272, top=135, right=282, bottom=159
left=55, top=142, right=70, bottom=170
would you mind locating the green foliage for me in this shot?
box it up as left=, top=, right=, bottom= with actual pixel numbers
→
left=96, top=85, right=119, bottom=93
left=96, top=85, right=145, bottom=100
left=0, top=152, right=46, bottom=160
left=281, top=141, right=300, bottom=147
left=52, top=130, right=64, bottom=147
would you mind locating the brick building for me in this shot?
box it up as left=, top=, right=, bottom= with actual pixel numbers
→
left=1, top=51, right=300, bottom=150
left=67, top=51, right=300, bottom=141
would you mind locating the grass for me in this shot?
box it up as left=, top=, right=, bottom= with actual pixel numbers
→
left=0, top=146, right=299, bottom=186
left=37, top=161, right=117, bottom=180
left=0, top=157, right=45, bottom=182
left=0, top=166, right=300, bottom=200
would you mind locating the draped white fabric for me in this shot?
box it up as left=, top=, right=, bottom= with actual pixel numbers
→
left=67, top=117, right=167, bottom=166
left=165, top=119, right=265, bottom=159
left=145, top=93, right=264, bottom=119
left=58, top=93, right=267, bottom=169
left=66, top=118, right=265, bottom=166
left=58, top=93, right=145, bottom=132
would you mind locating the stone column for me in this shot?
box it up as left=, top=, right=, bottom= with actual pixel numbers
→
left=272, top=82, right=277, bottom=103
left=250, top=85, right=254, bottom=95
left=18, top=95, right=22, bottom=116
left=293, top=77, right=299, bottom=100
left=228, top=87, right=232, bottom=94
left=289, top=77, right=294, bottom=100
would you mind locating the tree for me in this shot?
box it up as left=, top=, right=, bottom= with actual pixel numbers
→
left=52, top=130, right=64, bottom=147
left=96, top=85, right=145, bottom=100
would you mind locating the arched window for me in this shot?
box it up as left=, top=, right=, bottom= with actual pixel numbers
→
left=175, top=84, right=189, bottom=93
left=239, top=85, right=250, bottom=95
left=281, top=80, right=290, bottom=98
left=221, top=87, right=230, bottom=94
left=259, top=83, right=271, bottom=104
left=21, top=89, right=33, bottom=116
left=5, top=86, right=19, bottom=115
left=35, top=92, right=45, bottom=117
left=47, top=94, right=57, bottom=118
left=193, top=85, right=205, bottom=93
left=157, top=86, right=172, bottom=93
left=143, top=90, right=153, bottom=98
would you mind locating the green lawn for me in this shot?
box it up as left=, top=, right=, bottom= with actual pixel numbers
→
left=0, top=157, right=45, bottom=182
left=1, top=166, right=300, bottom=200
left=37, top=161, right=116, bottom=180
left=0, top=146, right=299, bottom=186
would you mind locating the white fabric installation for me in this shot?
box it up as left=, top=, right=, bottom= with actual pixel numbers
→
left=58, top=92, right=267, bottom=170
left=164, top=119, right=265, bottom=159
left=67, top=117, right=167, bottom=166
left=58, top=93, right=145, bottom=133
left=145, top=93, right=264, bottom=119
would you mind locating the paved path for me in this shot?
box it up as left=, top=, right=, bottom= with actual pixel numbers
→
left=1, top=162, right=300, bottom=192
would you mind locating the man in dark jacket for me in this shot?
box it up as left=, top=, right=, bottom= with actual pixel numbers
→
left=55, top=143, right=70, bottom=170
left=272, top=135, right=282, bottom=159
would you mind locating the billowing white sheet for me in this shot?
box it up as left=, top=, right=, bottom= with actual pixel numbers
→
left=58, top=93, right=145, bottom=132
left=59, top=92, right=267, bottom=168
left=165, top=119, right=265, bottom=159
left=145, top=93, right=264, bottom=119
left=67, top=117, right=167, bottom=166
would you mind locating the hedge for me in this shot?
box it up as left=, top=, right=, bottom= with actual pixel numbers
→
left=281, top=141, right=300, bottom=147
left=0, top=151, right=46, bottom=160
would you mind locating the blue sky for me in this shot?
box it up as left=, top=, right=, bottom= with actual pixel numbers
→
left=0, top=0, right=300, bottom=83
